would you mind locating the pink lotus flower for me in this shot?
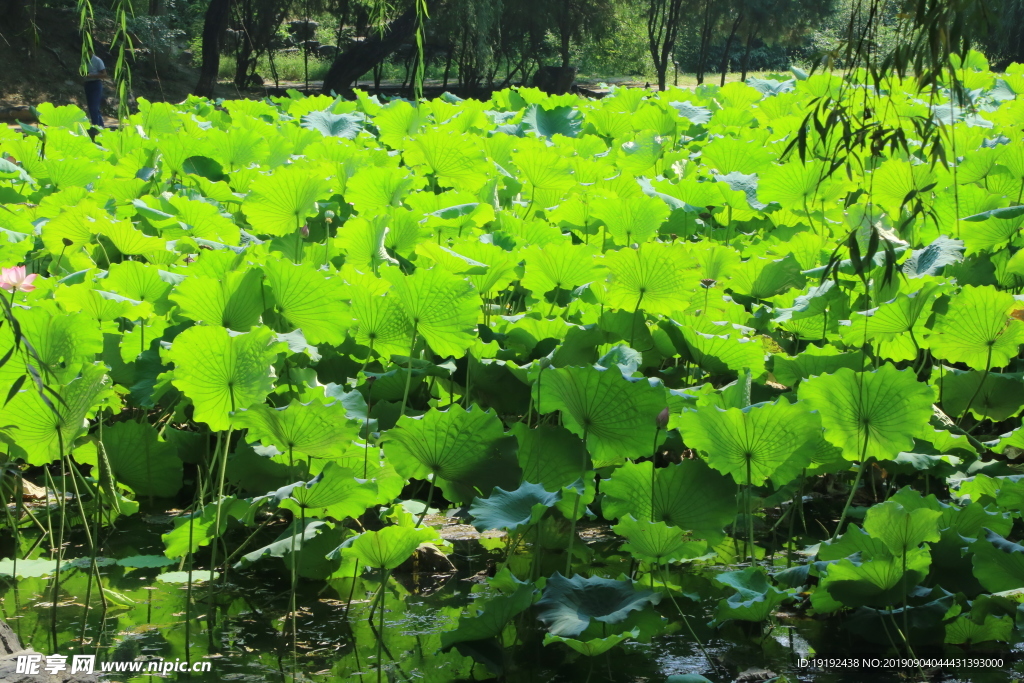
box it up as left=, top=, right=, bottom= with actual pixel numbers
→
left=0, top=266, right=38, bottom=293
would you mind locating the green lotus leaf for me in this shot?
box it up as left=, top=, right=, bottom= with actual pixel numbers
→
left=972, top=529, right=1024, bottom=592
left=944, top=614, right=1013, bottom=645
left=729, top=253, right=806, bottom=300
left=870, top=159, right=936, bottom=218
left=798, top=364, right=934, bottom=462
left=232, top=399, right=354, bottom=459
left=181, top=155, right=225, bottom=181
left=930, top=285, right=1024, bottom=370
left=300, top=109, right=363, bottom=138
left=902, top=236, right=964, bottom=277
left=104, top=261, right=176, bottom=312
left=960, top=208, right=1024, bottom=254
left=962, top=205, right=1024, bottom=222
left=116, top=555, right=176, bottom=568
left=679, top=326, right=766, bottom=378
left=601, top=460, right=736, bottom=542
left=0, top=304, right=104, bottom=384
left=511, top=142, right=576, bottom=193
left=374, top=99, right=428, bottom=148
left=616, top=131, right=667, bottom=175
left=716, top=171, right=767, bottom=210
left=537, top=365, right=666, bottom=467
left=542, top=628, right=639, bottom=657
left=36, top=102, right=88, bottom=128
left=384, top=266, right=480, bottom=358
left=440, top=583, right=535, bottom=651
left=535, top=573, right=661, bottom=637
left=862, top=282, right=944, bottom=341
left=103, top=420, right=183, bottom=497
left=469, top=481, right=561, bottom=533
left=157, top=570, right=221, bottom=584
left=37, top=157, right=100, bottom=189
left=265, top=258, right=351, bottom=345
left=591, top=195, right=669, bottom=246
left=774, top=278, right=839, bottom=323
left=746, top=77, right=795, bottom=95
left=771, top=346, right=866, bottom=388
left=700, top=136, right=773, bottom=175
left=345, top=165, right=418, bottom=214
left=936, top=367, right=1024, bottom=422
left=512, top=423, right=590, bottom=492
left=165, top=325, right=284, bottom=431
left=668, top=101, right=712, bottom=125
left=170, top=267, right=265, bottom=331
left=614, top=515, right=708, bottom=565
left=521, top=104, right=582, bottom=139
left=714, top=566, right=789, bottom=623
left=342, top=524, right=441, bottom=570
left=1, top=363, right=111, bottom=466
left=0, top=558, right=73, bottom=578
left=98, top=217, right=167, bottom=255
left=235, top=518, right=327, bottom=568
left=450, top=239, right=518, bottom=295
left=223, top=120, right=288, bottom=170
left=162, top=496, right=252, bottom=558
left=241, top=165, right=331, bottom=236
left=285, top=461, right=380, bottom=513
left=383, top=404, right=520, bottom=504
left=603, top=243, right=691, bottom=317
left=863, top=500, right=941, bottom=555
left=677, top=399, right=818, bottom=486
left=161, top=195, right=241, bottom=245
left=520, top=242, right=604, bottom=295
left=347, top=270, right=414, bottom=358
left=404, top=129, right=490, bottom=191
left=820, top=546, right=931, bottom=609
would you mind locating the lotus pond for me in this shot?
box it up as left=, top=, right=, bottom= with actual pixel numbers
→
left=5, top=50, right=1024, bottom=683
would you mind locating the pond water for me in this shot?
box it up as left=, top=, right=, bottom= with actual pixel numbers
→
left=2, top=509, right=1022, bottom=682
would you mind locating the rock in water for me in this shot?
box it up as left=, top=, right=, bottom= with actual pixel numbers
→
left=0, top=619, right=99, bottom=682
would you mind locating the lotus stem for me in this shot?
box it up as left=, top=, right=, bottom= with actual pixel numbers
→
left=833, top=458, right=867, bottom=541
left=629, top=291, right=645, bottom=348
left=660, top=565, right=718, bottom=675
left=416, top=473, right=435, bottom=528
left=398, top=327, right=418, bottom=418
left=746, top=458, right=756, bottom=563
left=955, top=345, right=992, bottom=428
left=377, top=571, right=386, bottom=683
left=565, top=427, right=589, bottom=576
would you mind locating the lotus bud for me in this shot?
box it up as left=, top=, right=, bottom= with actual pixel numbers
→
left=655, top=407, right=670, bottom=429
left=300, top=224, right=310, bottom=238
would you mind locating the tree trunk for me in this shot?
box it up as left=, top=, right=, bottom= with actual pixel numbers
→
left=740, top=29, right=756, bottom=82
left=647, top=0, right=667, bottom=91
left=560, top=30, right=570, bottom=70
left=442, top=44, right=453, bottom=88
left=695, top=0, right=712, bottom=85
left=194, top=0, right=231, bottom=97
left=321, top=5, right=419, bottom=96
left=719, top=13, right=742, bottom=87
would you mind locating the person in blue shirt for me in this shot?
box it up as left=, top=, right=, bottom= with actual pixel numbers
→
left=83, top=52, right=107, bottom=129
